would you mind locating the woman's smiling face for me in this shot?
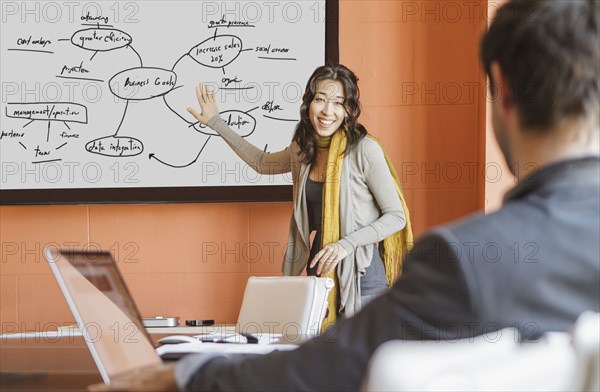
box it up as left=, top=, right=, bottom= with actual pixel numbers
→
left=309, top=79, right=347, bottom=137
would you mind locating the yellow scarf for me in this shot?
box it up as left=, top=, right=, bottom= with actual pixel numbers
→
left=320, top=131, right=413, bottom=329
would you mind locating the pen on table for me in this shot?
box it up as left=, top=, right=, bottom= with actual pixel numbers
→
left=199, top=332, right=258, bottom=344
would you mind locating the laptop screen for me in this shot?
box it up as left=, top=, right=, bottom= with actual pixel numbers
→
left=46, top=248, right=161, bottom=383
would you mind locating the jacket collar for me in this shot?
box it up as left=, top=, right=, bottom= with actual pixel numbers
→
left=504, top=156, right=600, bottom=204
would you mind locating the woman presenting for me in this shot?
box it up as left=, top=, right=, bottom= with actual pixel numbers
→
left=187, top=64, right=412, bottom=323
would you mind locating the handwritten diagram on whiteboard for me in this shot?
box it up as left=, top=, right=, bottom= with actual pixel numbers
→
left=0, top=1, right=325, bottom=191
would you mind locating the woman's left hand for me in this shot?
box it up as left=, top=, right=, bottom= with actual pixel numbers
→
left=310, top=242, right=349, bottom=275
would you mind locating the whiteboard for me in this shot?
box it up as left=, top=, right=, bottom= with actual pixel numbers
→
left=0, top=0, right=330, bottom=202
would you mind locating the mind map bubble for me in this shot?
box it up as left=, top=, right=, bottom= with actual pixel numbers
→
left=189, top=35, right=242, bottom=68
left=194, top=110, right=256, bottom=137
left=109, top=67, right=177, bottom=101
left=71, top=28, right=132, bottom=52
left=86, top=136, right=144, bottom=157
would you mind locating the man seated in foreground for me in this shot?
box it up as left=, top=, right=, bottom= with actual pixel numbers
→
left=93, top=1, right=600, bottom=390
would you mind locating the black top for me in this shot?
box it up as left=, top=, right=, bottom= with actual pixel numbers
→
left=304, top=177, right=388, bottom=294
left=305, top=177, right=324, bottom=274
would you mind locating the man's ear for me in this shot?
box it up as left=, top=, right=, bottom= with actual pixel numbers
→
left=490, top=62, right=514, bottom=113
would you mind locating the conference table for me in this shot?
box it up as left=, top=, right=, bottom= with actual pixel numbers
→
left=0, top=333, right=101, bottom=391
left=0, top=327, right=225, bottom=391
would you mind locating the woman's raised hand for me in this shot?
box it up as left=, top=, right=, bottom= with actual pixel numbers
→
left=186, top=83, right=220, bottom=125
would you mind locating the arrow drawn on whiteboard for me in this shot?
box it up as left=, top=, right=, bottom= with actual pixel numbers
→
left=47, top=121, right=51, bottom=142
left=126, top=45, right=143, bottom=67
left=113, top=100, right=130, bottom=136
left=149, top=136, right=211, bottom=168
left=19, top=142, right=27, bottom=150
left=56, top=142, right=67, bottom=150
left=90, top=51, right=99, bottom=61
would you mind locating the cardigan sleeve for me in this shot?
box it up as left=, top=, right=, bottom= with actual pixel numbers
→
left=337, top=140, right=406, bottom=254
left=207, top=114, right=294, bottom=175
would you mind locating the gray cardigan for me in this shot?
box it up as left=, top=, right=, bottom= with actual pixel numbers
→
left=206, top=115, right=406, bottom=316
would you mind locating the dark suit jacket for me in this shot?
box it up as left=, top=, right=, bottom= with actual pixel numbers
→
left=183, top=157, right=600, bottom=391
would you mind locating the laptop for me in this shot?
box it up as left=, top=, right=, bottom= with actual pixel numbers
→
left=236, top=276, right=334, bottom=339
left=45, top=248, right=301, bottom=383
left=45, top=248, right=163, bottom=383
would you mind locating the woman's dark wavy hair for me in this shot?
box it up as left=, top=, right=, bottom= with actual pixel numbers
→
left=292, top=64, right=368, bottom=164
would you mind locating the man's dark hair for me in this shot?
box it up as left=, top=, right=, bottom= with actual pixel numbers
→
left=481, top=0, right=599, bottom=131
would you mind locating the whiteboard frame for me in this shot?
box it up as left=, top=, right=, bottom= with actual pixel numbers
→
left=0, top=0, right=338, bottom=205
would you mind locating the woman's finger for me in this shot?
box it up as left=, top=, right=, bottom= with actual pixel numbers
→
left=309, top=249, right=324, bottom=269
left=186, top=107, right=200, bottom=119
left=317, top=260, right=328, bottom=275
left=321, top=260, right=330, bottom=275
left=198, top=84, right=204, bottom=102
left=322, top=258, right=338, bottom=275
left=317, top=249, right=335, bottom=275
left=196, top=84, right=206, bottom=110
left=201, top=84, right=209, bottom=103
left=316, top=256, right=326, bottom=275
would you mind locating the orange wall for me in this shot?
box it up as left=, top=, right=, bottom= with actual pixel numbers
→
left=0, top=1, right=488, bottom=333
left=341, top=0, right=488, bottom=227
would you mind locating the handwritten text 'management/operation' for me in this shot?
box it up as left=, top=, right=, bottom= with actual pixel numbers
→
left=6, top=103, right=88, bottom=123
